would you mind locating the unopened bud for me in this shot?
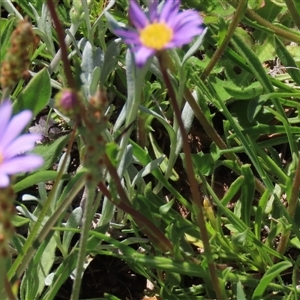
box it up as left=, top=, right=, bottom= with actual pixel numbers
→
left=55, top=89, right=80, bottom=118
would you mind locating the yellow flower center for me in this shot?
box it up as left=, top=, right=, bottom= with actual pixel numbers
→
left=140, top=22, right=173, bottom=50
left=0, top=151, right=3, bottom=165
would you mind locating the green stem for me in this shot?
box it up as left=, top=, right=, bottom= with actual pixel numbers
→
left=71, top=182, right=97, bottom=300
left=200, top=0, right=247, bottom=80
left=284, top=0, right=300, bottom=30
left=158, top=54, right=227, bottom=300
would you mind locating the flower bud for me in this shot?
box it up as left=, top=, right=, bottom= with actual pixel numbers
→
left=55, top=89, right=80, bottom=118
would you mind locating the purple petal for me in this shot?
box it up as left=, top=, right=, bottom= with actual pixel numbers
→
left=134, top=46, right=155, bottom=68
left=0, top=100, right=13, bottom=141
left=159, top=0, right=180, bottom=23
left=3, top=134, right=41, bottom=159
left=0, top=110, right=32, bottom=149
left=171, top=11, right=203, bottom=31
left=0, top=155, right=43, bottom=174
left=114, top=29, right=141, bottom=44
left=149, top=0, right=159, bottom=22
left=173, top=26, right=204, bottom=43
left=129, top=0, right=149, bottom=30
left=0, top=173, right=10, bottom=188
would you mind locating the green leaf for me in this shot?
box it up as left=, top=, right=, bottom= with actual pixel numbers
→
left=33, top=236, right=57, bottom=298
left=148, top=132, right=178, bottom=181
left=42, top=253, right=78, bottom=300
left=221, top=176, right=244, bottom=206
left=231, top=33, right=274, bottom=93
left=130, top=140, right=192, bottom=211
left=12, top=215, right=30, bottom=227
left=248, top=0, right=264, bottom=9
left=100, top=39, right=121, bottom=84
left=103, top=294, right=122, bottom=300
left=224, top=81, right=263, bottom=100
left=247, top=97, right=267, bottom=123
left=22, top=228, right=57, bottom=299
left=132, top=156, right=165, bottom=188
left=15, top=68, right=51, bottom=116
left=13, top=171, right=59, bottom=193
left=275, top=36, right=300, bottom=85
left=236, top=280, right=247, bottom=300
left=105, top=142, right=119, bottom=167
left=0, top=17, right=16, bottom=63
left=240, top=165, right=255, bottom=227
left=191, top=153, right=215, bottom=176
left=251, top=261, right=292, bottom=299
left=159, top=198, right=175, bottom=215
left=62, top=207, right=83, bottom=253
left=31, top=135, right=70, bottom=171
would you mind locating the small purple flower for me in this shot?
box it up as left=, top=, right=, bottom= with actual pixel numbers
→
left=0, top=100, right=43, bottom=187
left=114, top=0, right=205, bottom=67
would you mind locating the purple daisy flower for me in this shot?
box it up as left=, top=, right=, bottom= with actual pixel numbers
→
left=0, top=100, right=43, bottom=187
left=114, top=0, right=205, bottom=68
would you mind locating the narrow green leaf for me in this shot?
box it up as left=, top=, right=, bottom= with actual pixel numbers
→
left=100, top=38, right=121, bottom=84
left=32, top=235, right=56, bottom=298
left=236, top=280, right=247, bottom=300
left=0, top=17, right=16, bottom=62
left=221, top=176, right=244, bottom=206
left=240, top=165, right=255, bottom=227
left=106, top=142, right=119, bottom=167
left=275, top=36, right=300, bottom=85
left=231, top=33, right=274, bottom=93
left=13, top=171, right=59, bottom=193
left=130, top=140, right=192, bottom=211
left=224, top=81, right=263, bottom=100
left=12, top=215, right=30, bottom=227
left=62, top=207, right=83, bottom=253
left=251, top=261, right=292, bottom=299
left=159, top=198, right=175, bottom=215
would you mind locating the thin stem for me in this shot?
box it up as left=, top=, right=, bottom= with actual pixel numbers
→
left=200, top=0, right=247, bottom=80
left=47, top=0, right=77, bottom=89
left=158, top=55, right=226, bottom=300
left=71, top=182, right=97, bottom=300
left=284, top=0, right=300, bottom=30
